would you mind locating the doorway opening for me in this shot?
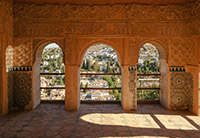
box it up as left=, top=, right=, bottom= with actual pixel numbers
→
left=80, top=43, right=122, bottom=102
left=40, top=43, right=65, bottom=101
left=137, top=43, right=160, bottom=102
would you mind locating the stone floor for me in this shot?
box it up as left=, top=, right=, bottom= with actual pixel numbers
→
left=0, top=103, right=200, bottom=138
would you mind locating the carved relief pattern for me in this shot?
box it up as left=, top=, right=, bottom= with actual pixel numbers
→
left=14, top=22, right=191, bottom=38
left=65, top=39, right=73, bottom=63
left=12, top=2, right=200, bottom=37
left=14, top=39, right=32, bottom=66
left=13, top=3, right=197, bottom=22
left=0, top=1, right=13, bottom=37
left=129, top=40, right=139, bottom=64
left=128, top=66, right=137, bottom=110
left=170, top=38, right=195, bottom=66
left=170, top=72, right=193, bottom=110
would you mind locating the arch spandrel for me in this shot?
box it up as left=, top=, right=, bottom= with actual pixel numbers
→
left=77, top=38, right=124, bottom=67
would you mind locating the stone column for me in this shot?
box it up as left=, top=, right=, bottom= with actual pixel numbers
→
left=32, top=60, right=41, bottom=109
left=121, top=65, right=137, bottom=110
left=65, top=65, right=79, bottom=110
left=159, top=59, right=169, bottom=109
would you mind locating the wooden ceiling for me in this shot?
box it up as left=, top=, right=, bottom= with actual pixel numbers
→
left=13, top=0, right=196, bottom=5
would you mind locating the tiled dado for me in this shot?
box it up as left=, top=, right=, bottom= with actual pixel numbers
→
left=169, top=66, right=185, bottom=72
left=8, top=66, right=32, bottom=111
left=169, top=66, right=193, bottom=111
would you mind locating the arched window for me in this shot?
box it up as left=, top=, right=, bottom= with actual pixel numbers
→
left=40, top=43, right=65, bottom=101
left=6, top=45, right=13, bottom=72
left=80, top=43, right=122, bottom=101
left=137, top=43, right=160, bottom=101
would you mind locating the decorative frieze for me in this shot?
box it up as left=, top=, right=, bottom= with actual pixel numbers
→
left=8, top=66, right=32, bottom=72
left=13, top=3, right=198, bottom=22
left=14, top=22, right=191, bottom=37
left=169, top=66, right=185, bottom=72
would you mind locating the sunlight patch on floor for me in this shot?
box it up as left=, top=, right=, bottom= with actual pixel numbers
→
left=81, top=113, right=160, bottom=129
left=155, top=115, right=198, bottom=130
left=186, top=115, right=200, bottom=127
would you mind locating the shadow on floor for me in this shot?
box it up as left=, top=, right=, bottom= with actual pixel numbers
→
left=0, top=103, right=200, bottom=138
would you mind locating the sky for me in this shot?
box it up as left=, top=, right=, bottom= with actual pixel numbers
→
left=45, top=43, right=59, bottom=48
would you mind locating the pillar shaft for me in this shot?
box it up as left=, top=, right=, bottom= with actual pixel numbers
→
left=65, top=65, right=79, bottom=110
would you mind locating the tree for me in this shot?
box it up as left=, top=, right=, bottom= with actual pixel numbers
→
left=93, top=61, right=99, bottom=72
left=107, top=61, right=111, bottom=73
left=80, top=82, right=83, bottom=88
left=82, top=59, right=86, bottom=69
left=85, top=83, right=89, bottom=93
left=86, top=59, right=91, bottom=71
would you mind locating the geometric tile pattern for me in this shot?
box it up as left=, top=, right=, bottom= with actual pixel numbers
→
left=170, top=72, right=193, bottom=111
left=12, top=71, right=32, bottom=109
left=169, top=66, right=185, bottom=72
left=170, top=38, right=195, bottom=66
left=14, top=39, right=32, bottom=66
left=7, top=72, right=13, bottom=112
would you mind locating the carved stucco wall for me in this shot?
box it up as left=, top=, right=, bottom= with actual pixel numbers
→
left=3, top=1, right=200, bottom=113
left=0, top=0, right=13, bottom=115
left=12, top=2, right=200, bottom=66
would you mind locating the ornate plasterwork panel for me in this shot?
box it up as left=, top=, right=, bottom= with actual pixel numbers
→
left=14, top=22, right=191, bottom=38
left=128, top=65, right=137, bottom=110
left=0, top=1, right=13, bottom=37
left=13, top=3, right=198, bottom=22
left=14, top=39, right=32, bottom=66
left=169, top=38, right=195, bottom=66
left=170, top=72, right=193, bottom=110
left=13, top=2, right=200, bottom=37
left=65, top=39, right=73, bottom=63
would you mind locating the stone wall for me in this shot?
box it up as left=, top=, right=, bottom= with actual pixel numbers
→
left=0, top=1, right=200, bottom=114
left=0, top=0, right=13, bottom=115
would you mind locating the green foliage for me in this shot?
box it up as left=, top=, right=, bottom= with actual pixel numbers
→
left=103, top=76, right=115, bottom=88
left=137, top=59, right=159, bottom=74
left=107, top=61, right=111, bottom=73
left=86, top=59, right=91, bottom=71
left=92, top=61, right=99, bottom=72
left=85, top=83, right=89, bottom=93
left=137, top=90, right=159, bottom=100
